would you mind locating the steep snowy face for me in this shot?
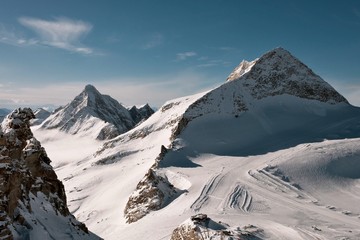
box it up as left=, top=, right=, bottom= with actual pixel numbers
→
left=40, top=84, right=136, bottom=140
left=0, top=109, right=99, bottom=239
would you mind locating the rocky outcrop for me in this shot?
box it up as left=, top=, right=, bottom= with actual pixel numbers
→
left=0, top=108, right=99, bottom=239
left=124, top=167, right=180, bottom=223
left=171, top=214, right=263, bottom=240
left=124, top=145, right=185, bottom=223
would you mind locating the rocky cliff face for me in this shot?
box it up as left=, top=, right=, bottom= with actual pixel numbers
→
left=0, top=108, right=99, bottom=239
left=129, top=104, right=154, bottom=125
left=124, top=146, right=182, bottom=223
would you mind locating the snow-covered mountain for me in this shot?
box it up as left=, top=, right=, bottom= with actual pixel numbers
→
left=33, top=48, right=360, bottom=239
left=30, top=107, right=51, bottom=126
left=0, top=108, right=100, bottom=239
left=39, top=84, right=152, bottom=140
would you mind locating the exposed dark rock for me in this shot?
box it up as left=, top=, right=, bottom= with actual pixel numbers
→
left=0, top=108, right=99, bottom=239
left=129, top=104, right=154, bottom=125
left=171, top=214, right=263, bottom=240
left=124, top=168, right=178, bottom=223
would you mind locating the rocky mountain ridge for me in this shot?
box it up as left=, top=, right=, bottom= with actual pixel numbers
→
left=0, top=108, right=99, bottom=239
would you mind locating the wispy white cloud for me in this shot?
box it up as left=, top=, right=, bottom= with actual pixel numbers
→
left=219, top=46, right=235, bottom=51
left=0, top=17, right=94, bottom=54
left=197, top=58, right=232, bottom=68
left=197, top=63, right=219, bottom=68
left=18, top=17, right=93, bottom=54
left=0, top=24, right=38, bottom=47
left=176, top=51, right=197, bottom=61
left=142, top=33, right=164, bottom=49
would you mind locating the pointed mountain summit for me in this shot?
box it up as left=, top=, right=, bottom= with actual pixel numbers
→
left=40, top=84, right=150, bottom=140
left=227, top=47, right=347, bottom=103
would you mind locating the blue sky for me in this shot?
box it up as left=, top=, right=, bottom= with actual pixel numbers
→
left=0, top=0, right=359, bottom=109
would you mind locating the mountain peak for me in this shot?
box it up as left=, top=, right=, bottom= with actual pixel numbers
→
left=84, top=84, right=99, bottom=92
left=226, top=47, right=348, bottom=104
left=83, top=84, right=101, bottom=95
left=41, top=85, right=154, bottom=140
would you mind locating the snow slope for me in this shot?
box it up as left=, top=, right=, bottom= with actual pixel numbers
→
left=33, top=48, right=360, bottom=239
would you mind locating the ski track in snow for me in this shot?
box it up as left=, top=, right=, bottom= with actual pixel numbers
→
left=190, top=173, right=224, bottom=212
left=249, top=169, right=315, bottom=202
left=247, top=166, right=360, bottom=229
left=224, top=184, right=253, bottom=212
